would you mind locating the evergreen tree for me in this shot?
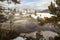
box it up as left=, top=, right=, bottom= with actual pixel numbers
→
left=0, top=0, right=20, bottom=4
left=0, top=6, right=7, bottom=40
left=34, top=10, right=37, bottom=16
left=0, top=0, right=21, bottom=40
left=37, top=17, right=45, bottom=26
left=48, top=0, right=60, bottom=35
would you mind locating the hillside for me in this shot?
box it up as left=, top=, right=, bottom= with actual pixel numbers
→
left=37, top=9, right=50, bottom=13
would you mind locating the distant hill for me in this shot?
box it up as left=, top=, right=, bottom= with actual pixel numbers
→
left=37, top=9, right=50, bottom=13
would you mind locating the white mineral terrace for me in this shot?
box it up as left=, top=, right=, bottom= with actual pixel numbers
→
left=14, top=13, right=54, bottom=19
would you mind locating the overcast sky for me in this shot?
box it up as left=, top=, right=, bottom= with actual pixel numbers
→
left=0, top=0, right=55, bottom=10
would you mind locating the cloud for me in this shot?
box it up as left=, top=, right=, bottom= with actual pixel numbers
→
left=21, top=0, right=42, bottom=3
left=0, top=0, right=55, bottom=10
left=15, top=0, right=55, bottom=10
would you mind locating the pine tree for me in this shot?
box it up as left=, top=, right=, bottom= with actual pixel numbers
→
left=0, top=0, right=21, bottom=40
left=0, top=6, right=7, bottom=40
left=0, top=0, right=20, bottom=4
left=37, top=17, right=45, bottom=26
left=12, top=0, right=20, bottom=4
left=48, top=0, right=60, bottom=35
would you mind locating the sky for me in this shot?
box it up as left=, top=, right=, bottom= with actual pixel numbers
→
left=0, top=0, right=55, bottom=10
left=18, top=0, right=55, bottom=10
left=21, top=0, right=42, bottom=3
